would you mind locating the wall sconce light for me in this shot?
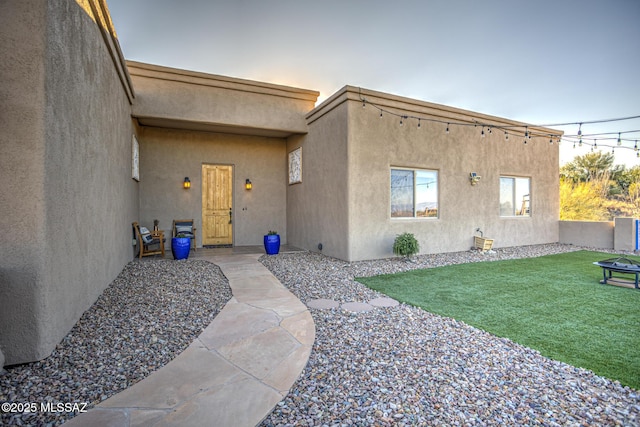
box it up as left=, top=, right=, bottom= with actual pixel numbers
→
left=183, top=177, right=191, bottom=189
left=245, top=179, right=252, bottom=190
left=469, top=172, right=481, bottom=186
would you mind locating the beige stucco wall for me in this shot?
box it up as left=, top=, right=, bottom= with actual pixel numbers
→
left=0, top=0, right=136, bottom=365
left=559, top=218, right=639, bottom=251
left=350, top=87, right=560, bottom=260
left=138, top=127, right=288, bottom=246
left=128, top=62, right=319, bottom=249
left=559, top=220, right=615, bottom=249
left=614, top=217, right=638, bottom=252
left=128, top=62, right=318, bottom=137
left=291, top=87, right=561, bottom=262
left=286, top=100, right=351, bottom=260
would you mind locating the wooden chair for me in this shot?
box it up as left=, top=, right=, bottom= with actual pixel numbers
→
left=132, top=222, right=165, bottom=258
left=172, top=219, right=197, bottom=251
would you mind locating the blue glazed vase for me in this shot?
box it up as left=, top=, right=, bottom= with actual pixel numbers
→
left=172, top=237, right=190, bottom=260
left=264, top=234, right=280, bottom=255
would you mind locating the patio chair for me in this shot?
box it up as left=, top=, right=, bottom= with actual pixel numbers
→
left=172, top=219, right=197, bottom=251
left=132, top=221, right=165, bottom=258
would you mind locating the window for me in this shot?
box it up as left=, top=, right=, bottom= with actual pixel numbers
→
left=391, top=168, right=438, bottom=218
left=500, top=176, right=530, bottom=216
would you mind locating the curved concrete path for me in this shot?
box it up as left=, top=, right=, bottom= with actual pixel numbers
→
left=64, top=253, right=315, bottom=427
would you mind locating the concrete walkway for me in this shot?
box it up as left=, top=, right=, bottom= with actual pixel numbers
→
left=64, top=253, right=315, bottom=427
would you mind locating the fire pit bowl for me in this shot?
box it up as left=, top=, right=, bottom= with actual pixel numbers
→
left=593, top=256, right=640, bottom=289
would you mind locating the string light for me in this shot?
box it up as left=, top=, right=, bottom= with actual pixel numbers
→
left=358, top=93, right=640, bottom=158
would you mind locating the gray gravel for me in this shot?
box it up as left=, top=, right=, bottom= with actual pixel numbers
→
left=259, top=244, right=640, bottom=426
left=2, top=244, right=638, bottom=426
left=0, top=259, right=232, bottom=427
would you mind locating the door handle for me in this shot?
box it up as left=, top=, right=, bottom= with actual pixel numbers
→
left=228, top=207, right=233, bottom=224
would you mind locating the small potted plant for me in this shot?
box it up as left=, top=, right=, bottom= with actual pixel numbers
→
left=172, top=232, right=191, bottom=260
left=264, top=230, right=280, bottom=255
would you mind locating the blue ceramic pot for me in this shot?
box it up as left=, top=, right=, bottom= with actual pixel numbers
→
left=264, top=234, right=280, bottom=255
left=172, top=237, right=190, bottom=260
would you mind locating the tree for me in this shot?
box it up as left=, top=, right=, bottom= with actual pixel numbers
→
left=560, top=154, right=640, bottom=220
left=560, top=152, right=615, bottom=183
left=560, top=178, right=609, bottom=220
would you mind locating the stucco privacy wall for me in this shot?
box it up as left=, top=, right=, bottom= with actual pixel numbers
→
left=296, top=87, right=561, bottom=262
left=138, top=127, right=288, bottom=246
left=0, top=0, right=136, bottom=365
left=559, top=220, right=615, bottom=249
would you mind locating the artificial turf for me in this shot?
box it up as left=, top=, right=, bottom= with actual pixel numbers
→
left=357, top=250, right=640, bottom=389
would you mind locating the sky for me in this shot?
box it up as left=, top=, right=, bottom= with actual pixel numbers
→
left=106, top=0, right=640, bottom=167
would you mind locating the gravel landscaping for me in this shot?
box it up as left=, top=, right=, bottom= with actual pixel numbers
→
left=259, top=244, right=640, bottom=426
left=0, top=259, right=232, bottom=427
left=1, top=243, right=638, bottom=426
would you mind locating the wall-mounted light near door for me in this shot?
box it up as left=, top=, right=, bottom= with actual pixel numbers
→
left=245, top=179, right=252, bottom=190
left=183, top=177, right=191, bottom=189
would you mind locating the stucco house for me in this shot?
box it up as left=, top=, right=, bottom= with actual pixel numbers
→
left=0, top=0, right=561, bottom=366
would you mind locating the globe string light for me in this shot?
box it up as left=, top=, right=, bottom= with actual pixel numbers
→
left=359, top=92, right=640, bottom=156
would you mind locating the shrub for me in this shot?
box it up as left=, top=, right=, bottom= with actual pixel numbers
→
left=393, top=233, right=420, bottom=259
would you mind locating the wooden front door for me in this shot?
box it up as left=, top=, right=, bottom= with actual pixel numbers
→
left=202, top=164, right=233, bottom=246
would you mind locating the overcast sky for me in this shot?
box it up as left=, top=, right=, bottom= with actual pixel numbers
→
left=107, top=0, right=640, bottom=166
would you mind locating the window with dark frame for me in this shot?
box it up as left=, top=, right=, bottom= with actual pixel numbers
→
left=391, top=168, right=438, bottom=218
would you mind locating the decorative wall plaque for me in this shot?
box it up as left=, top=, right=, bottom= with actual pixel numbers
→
left=288, top=147, right=302, bottom=184
left=132, top=135, right=140, bottom=181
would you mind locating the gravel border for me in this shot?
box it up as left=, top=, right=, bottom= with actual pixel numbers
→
left=259, top=244, right=640, bottom=426
left=0, top=259, right=232, bottom=427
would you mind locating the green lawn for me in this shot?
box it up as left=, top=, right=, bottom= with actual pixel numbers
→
left=358, top=250, right=640, bottom=389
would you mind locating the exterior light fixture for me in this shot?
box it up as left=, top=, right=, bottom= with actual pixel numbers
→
left=183, top=177, right=191, bottom=189
left=469, top=172, right=481, bottom=186
left=245, top=179, right=252, bottom=190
